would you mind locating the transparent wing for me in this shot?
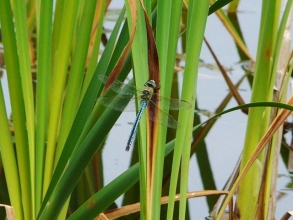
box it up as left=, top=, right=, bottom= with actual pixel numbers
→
left=98, top=75, right=142, bottom=96
left=151, top=94, right=192, bottom=110
left=97, top=96, right=138, bottom=112
left=146, top=102, right=180, bottom=129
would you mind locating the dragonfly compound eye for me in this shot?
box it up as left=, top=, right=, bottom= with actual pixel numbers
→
left=144, top=80, right=156, bottom=88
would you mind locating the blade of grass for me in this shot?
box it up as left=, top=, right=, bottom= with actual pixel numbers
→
left=263, top=1, right=293, bottom=218
left=236, top=1, right=281, bottom=218
left=0, top=0, right=31, bottom=218
left=27, top=0, right=37, bottom=33
left=166, top=0, right=210, bottom=219
left=178, top=1, right=210, bottom=219
left=50, top=0, right=66, bottom=72
left=35, top=0, right=53, bottom=214
left=0, top=81, right=23, bottom=220
left=81, top=0, right=107, bottom=97
left=10, top=0, right=35, bottom=217
left=209, top=0, right=233, bottom=15
left=153, top=0, right=185, bottom=218
left=125, top=0, right=149, bottom=217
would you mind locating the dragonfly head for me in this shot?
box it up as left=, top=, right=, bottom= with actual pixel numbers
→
left=144, top=80, right=156, bottom=88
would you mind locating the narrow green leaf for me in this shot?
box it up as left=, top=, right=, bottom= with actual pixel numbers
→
left=209, top=0, right=233, bottom=15
left=178, top=1, right=210, bottom=219
left=154, top=0, right=185, bottom=218
left=0, top=81, right=23, bottom=220
left=125, top=2, right=149, bottom=218
left=81, top=0, right=107, bottom=98
left=236, top=1, right=281, bottom=218
left=35, top=0, right=53, bottom=214
left=0, top=0, right=32, bottom=218
left=11, top=1, right=36, bottom=216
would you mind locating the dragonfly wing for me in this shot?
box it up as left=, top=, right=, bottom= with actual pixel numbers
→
left=152, top=95, right=192, bottom=110
left=146, top=103, right=180, bottom=129
left=98, top=75, right=143, bottom=96
left=169, top=98, right=192, bottom=110
left=97, top=96, right=137, bottom=112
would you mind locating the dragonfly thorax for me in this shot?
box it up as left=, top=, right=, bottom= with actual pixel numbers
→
left=141, top=88, right=153, bottom=102
left=140, top=80, right=156, bottom=102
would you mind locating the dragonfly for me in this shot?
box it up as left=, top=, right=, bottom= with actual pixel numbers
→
left=97, top=75, right=191, bottom=151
